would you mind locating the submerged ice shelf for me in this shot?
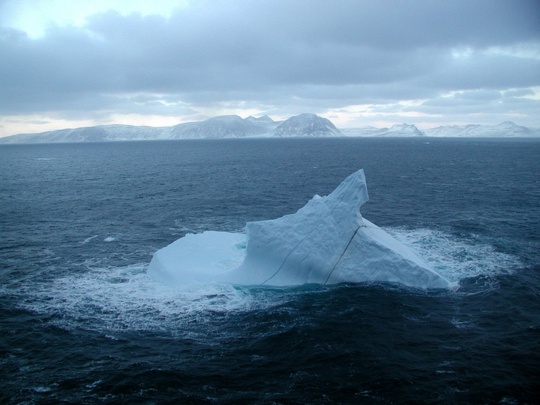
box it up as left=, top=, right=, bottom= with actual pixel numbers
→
left=148, top=169, right=455, bottom=289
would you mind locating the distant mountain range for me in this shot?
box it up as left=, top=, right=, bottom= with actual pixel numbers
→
left=341, top=123, right=427, bottom=137
left=424, top=121, right=538, bottom=137
left=341, top=121, right=540, bottom=138
left=1, top=114, right=538, bottom=144
left=273, top=113, right=341, bottom=137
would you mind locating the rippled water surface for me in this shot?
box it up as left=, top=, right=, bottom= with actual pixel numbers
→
left=1, top=138, right=539, bottom=403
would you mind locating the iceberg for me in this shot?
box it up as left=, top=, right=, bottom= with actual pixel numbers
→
left=148, top=169, right=455, bottom=289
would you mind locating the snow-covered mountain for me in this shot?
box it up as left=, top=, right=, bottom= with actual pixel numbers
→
left=246, top=115, right=276, bottom=126
left=0, top=115, right=279, bottom=143
left=0, top=125, right=165, bottom=144
left=1, top=117, right=538, bottom=144
left=425, top=121, right=539, bottom=137
left=168, top=115, right=278, bottom=139
left=272, top=113, right=341, bottom=137
left=376, top=123, right=426, bottom=137
left=0, top=113, right=340, bottom=143
left=341, top=123, right=425, bottom=137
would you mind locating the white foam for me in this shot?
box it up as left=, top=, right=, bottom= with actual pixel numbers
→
left=103, top=236, right=116, bottom=242
left=32, top=386, right=54, bottom=393
left=386, top=227, right=521, bottom=283
left=16, top=263, right=291, bottom=335
left=81, top=235, right=99, bottom=244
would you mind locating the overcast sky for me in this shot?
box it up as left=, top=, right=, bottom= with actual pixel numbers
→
left=0, top=0, right=539, bottom=136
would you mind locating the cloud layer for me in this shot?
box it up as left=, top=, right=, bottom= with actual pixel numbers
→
left=1, top=0, right=539, bottom=134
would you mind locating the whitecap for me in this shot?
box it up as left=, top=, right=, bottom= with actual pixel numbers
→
left=16, top=263, right=291, bottom=334
left=80, top=235, right=99, bottom=244
left=386, top=227, right=522, bottom=283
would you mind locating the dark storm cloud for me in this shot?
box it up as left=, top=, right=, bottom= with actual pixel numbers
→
left=0, top=0, right=539, bottom=119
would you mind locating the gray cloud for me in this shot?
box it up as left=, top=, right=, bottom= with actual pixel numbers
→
left=1, top=0, right=539, bottom=126
left=410, top=88, right=540, bottom=126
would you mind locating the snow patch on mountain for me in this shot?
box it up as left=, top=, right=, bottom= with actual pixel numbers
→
left=425, top=121, right=539, bottom=137
left=1, top=116, right=538, bottom=144
left=377, top=123, right=426, bottom=137
left=341, top=123, right=425, bottom=137
left=272, top=113, right=342, bottom=137
left=0, top=125, right=165, bottom=144
left=168, top=115, right=276, bottom=139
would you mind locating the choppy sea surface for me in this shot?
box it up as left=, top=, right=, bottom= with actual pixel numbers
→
left=1, top=138, right=539, bottom=404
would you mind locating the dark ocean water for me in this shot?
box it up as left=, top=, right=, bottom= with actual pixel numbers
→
left=1, top=138, right=539, bottom=404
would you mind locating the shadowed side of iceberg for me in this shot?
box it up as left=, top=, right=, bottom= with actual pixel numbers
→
left=325, top=218, right=452, bottom=288
left=148, top=169, right=455, bottom=289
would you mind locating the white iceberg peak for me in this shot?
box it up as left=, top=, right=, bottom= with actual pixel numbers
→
left=148, top=169, right=455, bottom=289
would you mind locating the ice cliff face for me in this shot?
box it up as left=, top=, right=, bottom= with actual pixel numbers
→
left=148, top=169, right=455, bottom=289
left=272, top=113, right=342, bottom=137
